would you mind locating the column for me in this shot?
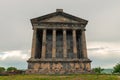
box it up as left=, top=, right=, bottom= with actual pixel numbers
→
left=52, top=29, right=56, bottom=59
left=41, top=29, right=46, bottom=59
left=63, top=30, right=67, bottom=58
left=73, top=30, right=77, bottom=58
left=31, top=28, right=37, bottom=59
left=81, top=29, right=88, bottom=58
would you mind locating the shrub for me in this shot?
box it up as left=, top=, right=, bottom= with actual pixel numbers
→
left=92, top=67, right=104, bottom=74
left=0, top=67, right=5, bottom=73
left=7, top=67, right=17, bottom=72
left=113, top=63, right=120, bottom=74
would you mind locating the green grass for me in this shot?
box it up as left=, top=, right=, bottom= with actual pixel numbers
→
left=0, top=74, right=119, bottom=80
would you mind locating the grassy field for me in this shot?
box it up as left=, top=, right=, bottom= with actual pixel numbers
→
left=0, top=74, right=119, bottom=80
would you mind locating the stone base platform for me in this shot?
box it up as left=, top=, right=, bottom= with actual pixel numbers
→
left=26, top=58, right=91, bottom=74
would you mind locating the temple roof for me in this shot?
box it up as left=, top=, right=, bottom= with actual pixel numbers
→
left=31, top=9, right=88, bottom=26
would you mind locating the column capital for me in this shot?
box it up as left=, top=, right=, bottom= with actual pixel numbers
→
left=33, top=28, right=37, bottom=30
left=53, top=29, right=56, bottom=31
left=81, top=28, right=86, bottom=31
left=63, top=29, right=67, bottom=32
left=63, top=29, right=66, bottom=31
left=43, top=29, right=47, bottom=30
left=72, top=29, right=76, bottom=30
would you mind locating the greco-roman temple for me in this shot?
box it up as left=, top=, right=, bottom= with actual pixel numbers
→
left=27, top=9, right=92, bottom=74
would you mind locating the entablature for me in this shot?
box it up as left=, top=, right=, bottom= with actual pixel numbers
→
left=32, top=22, right=85, bottom=30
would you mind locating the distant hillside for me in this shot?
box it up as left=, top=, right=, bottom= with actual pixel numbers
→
left=102, top=69, right=113, bottom=74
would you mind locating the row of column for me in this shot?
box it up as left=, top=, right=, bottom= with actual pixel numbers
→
left=31, top=29, right=88, bottom=59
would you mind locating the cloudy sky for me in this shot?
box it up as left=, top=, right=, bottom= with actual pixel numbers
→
left=0, top=0, right=120, bottom=69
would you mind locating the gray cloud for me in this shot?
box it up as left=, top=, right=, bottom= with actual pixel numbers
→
left=87, top=41, right=120, bottom=68
left=0, top=57, right=28, bottom=69
left=0, top=50, right=30, bottom=69
left=88, top=47, right=105, bottom=51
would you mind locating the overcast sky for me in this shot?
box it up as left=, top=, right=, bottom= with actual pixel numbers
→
left=0, top=0, right=120, bottom=69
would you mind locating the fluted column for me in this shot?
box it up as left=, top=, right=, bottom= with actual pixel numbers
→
left=63, top=30, right=67, bottom=58
left=73, top=30, right=77, bottom=58
left=31, top=28, right=37, bottom=59
left=52, top=29, right=56, bottom=59
left=81, top=29, right=88, bottom=58
left=41, top=29, right=47, bottom=59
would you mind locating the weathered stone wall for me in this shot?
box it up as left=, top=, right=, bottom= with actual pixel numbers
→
left=26, top=60, right=91, bottom=74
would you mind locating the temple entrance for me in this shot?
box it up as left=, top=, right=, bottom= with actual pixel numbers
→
left=46, top=29, right=52, bottom=58
left=67, top=30, right=73, bottom=59
left=56, top=30, right=63, bottom=58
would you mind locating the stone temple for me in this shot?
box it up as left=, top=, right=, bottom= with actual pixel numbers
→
left=27, top=9, right=92, bottom=74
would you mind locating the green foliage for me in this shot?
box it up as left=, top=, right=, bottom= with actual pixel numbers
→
left=7, top=67, right=17, bottom=72
left=113, top=63, right=120, bottom=73
left=0, top=67, right=5, bottom=73
left=92, top=67, right=104, bottom=74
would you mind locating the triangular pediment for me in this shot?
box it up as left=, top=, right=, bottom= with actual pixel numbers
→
left=31, top=9, right=88, bottom=25
left=40, top=15, right=79, bottom=23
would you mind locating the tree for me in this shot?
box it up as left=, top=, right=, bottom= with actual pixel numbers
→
left=7, top=67, right=17, bottom=72
left=0, top=67, right=5, bottom=73
left=92, top=67, right=104, bottom=74
left=113, top=63, right=120, bottom=74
